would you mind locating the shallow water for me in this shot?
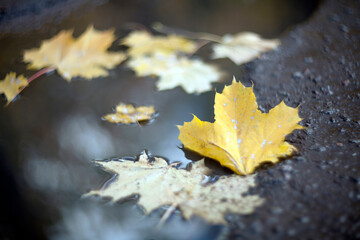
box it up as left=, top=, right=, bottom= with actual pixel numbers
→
left=0, top=0, right=318, bottom=239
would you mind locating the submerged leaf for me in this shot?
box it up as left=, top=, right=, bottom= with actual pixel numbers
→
left=121, top=30, right=197, bottom=57
left=178, top=77, right=304, bottom=175
left=128, top=53, right=221, bottom=94
left=212, top=32, right=280, bottom=65
left=23, top=25, right=126, bottom=81
left=103, top=103, right=155, bottom=124
left=85, top=151, right=263, bottom=224
left=0, top=72, right=28, bottom=105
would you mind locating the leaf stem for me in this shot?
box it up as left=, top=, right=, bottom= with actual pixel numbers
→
left=122, top=22, right=153, bottom=34
left=152, top=22, right=223, bottom=43
left=27, top=66, right=56, bottom=84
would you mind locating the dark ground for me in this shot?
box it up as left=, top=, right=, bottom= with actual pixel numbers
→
left=0, top=0, right=359, bottom=239
left=227, top=0, right=360, bottom=239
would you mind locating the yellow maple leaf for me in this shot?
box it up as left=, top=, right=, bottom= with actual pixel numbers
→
left=85, top=151, right=263, bottom=224
left=23, top=25, right=126, bottom=81
left=121, top=30, right=197, bottom=57
left=212, top=32, right=280, bottom=65
left=128, top=53, right=221, bottom=93
left=178, top=77, right=304, bottom=175
left=103, top=103, right=155, bottom=124
left=0, top=72, right=28, bottom=106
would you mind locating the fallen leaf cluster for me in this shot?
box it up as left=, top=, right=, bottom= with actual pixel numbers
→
left=85, top=151, right=264, bottom=224
left=3, top=20, right=306, bottom=228
left=1, top=26, right=124, bottom=106
left=2, top=23, right=279, bottom=105
left=121, top=30, right=221, bottom=94
left=88, top=78, right=303, bottom=225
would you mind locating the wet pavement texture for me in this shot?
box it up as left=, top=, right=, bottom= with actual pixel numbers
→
left=0, top=0, right=359, bottom=239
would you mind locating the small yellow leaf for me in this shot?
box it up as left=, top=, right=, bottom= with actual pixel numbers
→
left=128, top=53, right=221, bottom=94
left=0, top=72, right=28, bottom=105
left=23, top=25, right=126, bottom=81
left=103, top=103, right=155, bottom=124
left=85, top=151, right=263, bottom=224
left=178, top=77, right=304, bottom=175
left=212, top=32, right=280, bottom=65
left=121, top=30, right=197, bottom=57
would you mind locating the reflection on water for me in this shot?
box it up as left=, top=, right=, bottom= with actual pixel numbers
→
left=58, top=115, right=116, bottom=160
left=0, top=0, right=319, bottom=239
left=52, top=205, right=147, bottom=240
left=24, top=157, right=74, bottom=191
left=50, top=202, right=217, bottom=240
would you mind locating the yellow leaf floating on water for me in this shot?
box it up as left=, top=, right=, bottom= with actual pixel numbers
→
left=122, top=30, right=220, bottom=93
left=85, top=151, right=264, bottom=224
left=128, top=53, right=221, bottom=94
left=212, top=32, right=280, bottom=65
left=103, top=103, right=155, bottom=124
left=23, top=25, right=126, bottom=81
left=178, top=77, right=304, bottom=175
left=121, top=30, right=197, bottom=57
left=0, top=72, right=28, bottom=106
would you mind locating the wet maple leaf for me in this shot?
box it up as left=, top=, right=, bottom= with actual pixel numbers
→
left=121, top=30, right=197, bottom=57
left=128, top=53, right=221, bottom=94
left=23, top=26, right=126, bottom=81
left=178, top=78, right=304, bottom=175
left=103, top=103, right=155, bottom=124
left=211, top=32, right=280, bottom=65
left=0, top=72, right=28, bottom=105
left=85, top=151, right=263, bottom=224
